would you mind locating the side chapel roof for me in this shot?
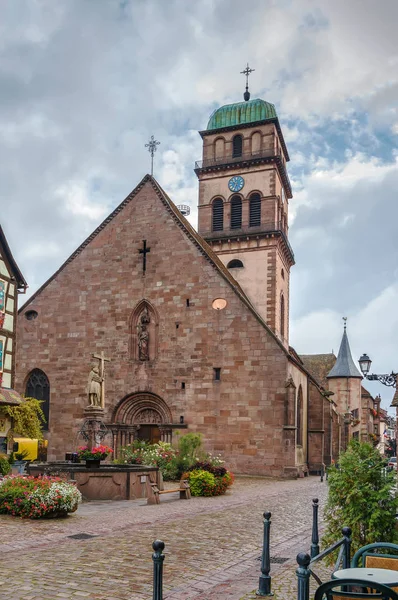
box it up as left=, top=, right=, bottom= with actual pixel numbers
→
left=299, top=353, right=336, bottom=388
left=19, top=175, right=289, bottom=354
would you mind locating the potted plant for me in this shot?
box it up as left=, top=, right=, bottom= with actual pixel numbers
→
left=77, top=445, right=113, bottom=468
left=13, top=450, right=30, bottom=474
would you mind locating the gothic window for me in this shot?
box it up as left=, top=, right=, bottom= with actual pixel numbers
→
left=280, top=294, right=285, bottom=338
left=25, top=369, right=50, bottom=431
left=230, top=195, right=242, bottom=229
left=297, top=385, right=303, bottom=446
left=232, top=134, right=243, bottom=158
left=227, top=259, right=244, bottom=268
left=212, top=198, right=224, bottom=231
left=249, top=193, right=261, bottom=227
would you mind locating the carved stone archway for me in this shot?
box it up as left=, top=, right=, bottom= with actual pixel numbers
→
left=110, top=392, right=173, bottom=457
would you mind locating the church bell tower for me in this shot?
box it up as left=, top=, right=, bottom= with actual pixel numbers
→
left=195, top=72, right=294, bottom=346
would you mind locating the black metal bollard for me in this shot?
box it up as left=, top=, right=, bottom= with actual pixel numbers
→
left=257, top=511, right=274, bottom=596
left=310, top=498, right=319, bottom=558
left=296, top=552, right=311, bottom=600
left=152, top=540, right=165, bottom=600
left=342, top=527, right=352, bottom=569
left=320, top=464, right=324, bottom=483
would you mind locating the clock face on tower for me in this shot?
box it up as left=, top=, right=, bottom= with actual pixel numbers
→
left=228, top=176, right=244, bottom=193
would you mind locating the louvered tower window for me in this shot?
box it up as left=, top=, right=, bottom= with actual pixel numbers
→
left=232, top=134, right=243, bottom=158
left=249, top=193, right=261, bottom=226
left=212, top=198, right=224, bottom=231
left=25, top=368, right=50, bottom=431
left=230, top=196, right=242, bottom=229
left=280, top=294, right=285, bottom=338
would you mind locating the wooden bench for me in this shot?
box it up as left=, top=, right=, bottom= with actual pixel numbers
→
left=148, top=479, right=191, bottom=505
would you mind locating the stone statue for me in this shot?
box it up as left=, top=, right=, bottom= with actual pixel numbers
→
left=138, top=308, right=150, bottom=361
left=87, top=365, right=103, bottom=407
left=138, top=325, right=149, bottom=361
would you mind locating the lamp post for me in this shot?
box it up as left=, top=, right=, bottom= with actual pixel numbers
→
left=358, top=354, right=397, bottom=388
left=358, top=353, right=398, bottom=458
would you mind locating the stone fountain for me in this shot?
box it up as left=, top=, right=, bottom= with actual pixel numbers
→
left=28, top=353, right=159, bottom=503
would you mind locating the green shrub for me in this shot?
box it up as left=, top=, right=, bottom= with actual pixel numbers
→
left=183, top=468, right=234, bottom=496
left=323, top=440, right=398, bottom=559
left=178, top=433, right=203, bottom=464
left=188, top=469, right=216, bottom=496
left=0, top=457, right=11, bottom=476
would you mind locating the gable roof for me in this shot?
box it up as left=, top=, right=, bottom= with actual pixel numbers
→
left=19, top=175, right=288, bottom=354
left=0, top=225, right=28, bottom=291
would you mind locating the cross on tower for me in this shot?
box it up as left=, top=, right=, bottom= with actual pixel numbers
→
left=145, top=135, right=160, bottom=176
left=139, top=239, right=151, bottom=274
left=240, top=63, right=255, bottom=101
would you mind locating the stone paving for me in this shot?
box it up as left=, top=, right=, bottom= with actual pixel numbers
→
left=0, top=476, right=331, bottom=599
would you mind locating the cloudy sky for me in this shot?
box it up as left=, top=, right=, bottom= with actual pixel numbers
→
left=1, top=0, right=398, bottom=409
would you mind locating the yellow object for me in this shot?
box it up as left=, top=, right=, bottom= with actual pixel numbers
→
left=13, top=438, right=39, bottom=461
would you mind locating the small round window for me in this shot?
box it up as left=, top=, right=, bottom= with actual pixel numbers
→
left=25, top=310, right=38, bottom=321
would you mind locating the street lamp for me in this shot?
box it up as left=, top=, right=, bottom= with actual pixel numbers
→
left=358, top=353, right=397, bottom=387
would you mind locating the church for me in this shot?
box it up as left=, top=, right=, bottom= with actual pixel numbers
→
left=13, top=84, right=380, bottom=477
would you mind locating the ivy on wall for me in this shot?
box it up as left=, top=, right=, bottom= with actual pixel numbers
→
left=0, top=397, right=45, bottom=440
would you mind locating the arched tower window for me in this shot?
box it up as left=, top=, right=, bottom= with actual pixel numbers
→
left=249, top=193, right=261, bottom=227
left=212, top=198, right=224, bottom=231
left=297, top=385, right=303, bottom=446
left=25, top=369, right=50, bottom=431
left=280, top=294, right=285, bottom=338
left=232, top=134, right=243, bottom=158
left=230, top=195, right=242, bottom=229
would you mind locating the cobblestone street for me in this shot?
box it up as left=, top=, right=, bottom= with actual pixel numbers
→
left=0, top=476, right=328, bottom=600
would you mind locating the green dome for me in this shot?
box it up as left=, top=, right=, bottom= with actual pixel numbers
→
left=207, top=98, right=277, bottom=131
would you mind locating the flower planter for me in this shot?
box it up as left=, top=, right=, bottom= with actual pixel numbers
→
left=85, top=459, right=101, bottom=469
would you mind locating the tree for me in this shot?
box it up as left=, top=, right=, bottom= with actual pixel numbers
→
left=323, top=440, right=398, bottom=558
left=1, top=397, right=45, bottom=440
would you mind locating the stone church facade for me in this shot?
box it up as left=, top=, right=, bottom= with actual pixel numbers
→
left=14, top=94, right=378, bottom=476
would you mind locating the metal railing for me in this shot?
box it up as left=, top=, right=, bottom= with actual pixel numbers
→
left=203, top=221, right=295, bottom=261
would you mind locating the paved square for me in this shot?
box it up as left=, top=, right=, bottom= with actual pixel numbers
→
left=0, top=476, right=328, bottom=599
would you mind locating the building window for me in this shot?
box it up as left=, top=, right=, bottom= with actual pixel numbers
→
left=280, top=294, right=285, bottom=338
left=353, top=431, right=359, bottom=439
left=249, top=193, right=261, bottom=226
left=212, top=198, right=224, bottom=231
left=25, top=310, right=38, bottom=321
left=227, top=259, right=243, bottom=268
left=232, top=134, right=243, bottom=158
left=297, top=385, right=303, bottom=446
left=25, top=369, right=50, bottom=431
left=230, top=195, right=242, bottom=229
left=351, top=408, right=359, bottom=420
left=214, top=368, right=221, bottom=381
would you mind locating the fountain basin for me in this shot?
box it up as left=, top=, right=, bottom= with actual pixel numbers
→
left=27, top=462, right=159, bottom=501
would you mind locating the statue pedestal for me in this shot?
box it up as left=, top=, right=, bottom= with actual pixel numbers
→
left=84, top=406, right=105, bottom=419
left=81, top=407, right=107, bottom=450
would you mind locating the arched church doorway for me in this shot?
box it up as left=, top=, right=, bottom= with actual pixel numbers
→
left=136, top=424, right=161, bottom=444
left=110, top=392, right=173, bottom=458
